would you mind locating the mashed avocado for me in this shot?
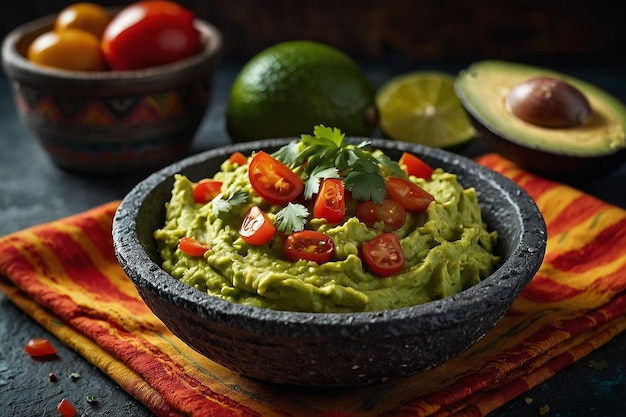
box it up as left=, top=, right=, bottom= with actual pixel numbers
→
left=154, top=142, right=500, bottom=313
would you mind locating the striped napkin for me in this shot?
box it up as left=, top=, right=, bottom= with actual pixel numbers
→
left=0, top=153, right=624, bottom=417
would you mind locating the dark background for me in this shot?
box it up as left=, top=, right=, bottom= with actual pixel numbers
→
left=2, top=0, right=626, bottom=65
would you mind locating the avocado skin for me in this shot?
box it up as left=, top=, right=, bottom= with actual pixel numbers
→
left=469, top=114, right=626, bottom=178
left=455, top=60, right=626, bottom=178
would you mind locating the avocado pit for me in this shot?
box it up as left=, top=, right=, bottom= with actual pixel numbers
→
left=505, top=76, right=592, bottom=128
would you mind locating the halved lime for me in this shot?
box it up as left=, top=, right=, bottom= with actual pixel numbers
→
left=376, top=71, right=475, bottom=148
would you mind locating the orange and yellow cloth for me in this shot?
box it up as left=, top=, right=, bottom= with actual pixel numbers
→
left=1, top=154, right=625, bottom=417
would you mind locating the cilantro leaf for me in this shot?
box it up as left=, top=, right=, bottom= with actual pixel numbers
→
left=212, top=189, right=247, bottom=216
left=273, top=124, right=405, bottom=203
left=344, top=171, right=386, bottom=203
left=272, top=141, right=301, bottom=166
left=303, top=166, right=340, bottom=199
left=275, top=203, right=310, bottom=233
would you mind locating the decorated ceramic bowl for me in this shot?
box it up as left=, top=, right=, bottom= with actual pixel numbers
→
left=1, top=12, right=222, bottom=174
left=112, top=138, right=546, bottom=386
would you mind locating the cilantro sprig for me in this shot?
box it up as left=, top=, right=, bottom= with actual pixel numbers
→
left=273, top=125, right=404, bottom=204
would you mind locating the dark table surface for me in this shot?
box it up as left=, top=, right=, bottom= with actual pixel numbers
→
left=1, top=59, right=625, bottom=417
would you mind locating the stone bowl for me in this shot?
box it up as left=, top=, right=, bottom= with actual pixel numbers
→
left=112, top=138, right=546, bottom=387
left=1, top=12, right=222, bottom=174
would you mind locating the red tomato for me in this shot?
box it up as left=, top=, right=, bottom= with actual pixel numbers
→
left=101, top=0, right=202, bottom=70
left=239, top=206, right=276, bottom=245
left=314, top=178, right=345, bottom=223
left=357, top=199, right=406, bottom=232
left=192, top=179, right=222, bottom=204
left=399, top=152, right=434, bottom=180
left=229, top=151, right=248, bottom=166
left=361, top=233, right=406, bottom=277
left=57, top=398, right=77, bottom=417
left=24, top=338, right=57, bottom=358
left=248, top=151, right=304, bottom=204
left=385, top=177, right=434, bottom=212
left=284, top=230, right=335, bottom=264
left=178, top=237, right=210, bottom=257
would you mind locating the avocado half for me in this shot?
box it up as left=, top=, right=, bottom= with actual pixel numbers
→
left=455, top=60, right=626, bottom=177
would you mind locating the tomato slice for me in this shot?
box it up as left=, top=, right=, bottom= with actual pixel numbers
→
left=229, top=151, right=248, bottom=166
left=24, top=338, right=57, bottom=358
left=179, top=237, right=210, bottom=257
left=284, top=230, right=335, bottom=264
left=385, top=177, right=434, bottom=212
left=239, top=206, right=276, bottom=245
left=357, top=199, right=406, bottom=232
left=192, top=179, right=222, bottom=204
left=101, top=0, right=202, bottom=70
left=313, top=178, right=345, bottom=223
left=361, top=233, right=406, bottom=277
left=399, top=152, right=434, bottom=180
left=248, top=151, right=304, bottom=204
left=57, top=398, right=77, bottom=417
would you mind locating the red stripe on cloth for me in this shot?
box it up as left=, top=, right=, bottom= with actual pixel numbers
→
left=34, top=228, right=147, bottom=313
left=546, top=217, right=626, bottom=272
left=544, top=195, right=609, bottom=238
left=520, top=274, right=585, bottom=303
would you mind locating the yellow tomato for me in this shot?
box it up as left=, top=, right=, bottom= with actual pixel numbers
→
left=27, top=29, right=106, bottom=71
left=54, top=2, right=113, bottom=39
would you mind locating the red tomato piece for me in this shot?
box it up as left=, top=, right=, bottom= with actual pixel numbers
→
left=385, top=177, right=434, bottom=212
left=57, top=398, right=77, bottom=417
left=229, top=151, right=248, bottom=166
left=101, top=0, right=202, bottom=70
left=284, top=230, right=334, bottom=264
left=361, top=233, right=406, bottom=277
left=399, top=152, right=434, bottom=180
left=192, top=179, right=222, bottom=204
left=357, top=199, right=406, bottom=232
left=248, top=151, right=304, bottom=204
left=239, top=206, right=276, bottom=245
left=24, top=338, right=57, bottom=358
left=314, top=178, right=345, bottom=223
left=178, top=237, right=210, bottom=257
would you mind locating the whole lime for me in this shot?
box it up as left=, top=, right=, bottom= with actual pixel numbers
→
left=226, top=41, right=378, bottom=142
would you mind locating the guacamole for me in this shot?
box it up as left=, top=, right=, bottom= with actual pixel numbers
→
left=154, top=140, right=500, bottom=313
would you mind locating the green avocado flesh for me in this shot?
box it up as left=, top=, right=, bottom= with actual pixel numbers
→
left=455, top=60, right=626, bottom=157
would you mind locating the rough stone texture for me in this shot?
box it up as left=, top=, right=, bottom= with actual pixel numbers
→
left=113, top=138, right=547, bottom=386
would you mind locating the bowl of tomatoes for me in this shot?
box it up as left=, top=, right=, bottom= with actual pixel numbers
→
left=112, top=137, right=546, bottom=386
left=1, top=1, right=223, bottom=174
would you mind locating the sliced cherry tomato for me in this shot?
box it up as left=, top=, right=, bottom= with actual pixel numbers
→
left=101, top=0, right=202, bottom=70
left=399, top=152, right=434, bottom=180
left=57, top=398, right=77, bottom=417
left=357, top=199, right=406, bottom=232
left=192, top=179, right=222, bottom=204
left=284, top=230, right=334, bottom=264
left=385, top=177, right=434, bottom=212
left=55, top=2, right=113, bottom=39
left=361, top=233, right=406, bottom=277
left=229, top=151, right=248, bottom=166
left=313, top=178, right=345, bottom=223
left=178, top=237, right=210, bottom=257
left=239, top=206, right=276, bottom=245
left=27, top=29, right=106, bottom=71
left=248, top=151, right=304, bottom=204
left=24, top=337, right=57, bottom=358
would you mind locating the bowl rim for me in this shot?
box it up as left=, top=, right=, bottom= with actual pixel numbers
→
left=1, top=12, right=223, bottom=83
left=113, top=138, right=546, bottom=335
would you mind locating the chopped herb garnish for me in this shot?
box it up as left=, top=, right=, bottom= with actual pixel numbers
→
left=86, top=395, right=98, bottom=404
left=69, top=372, right=81, bottom=381
left=212, top=189, right=247, bottom=216
left=275, top=203, right=309, bottom=233
left=274, top=125, right=404, bottom=204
